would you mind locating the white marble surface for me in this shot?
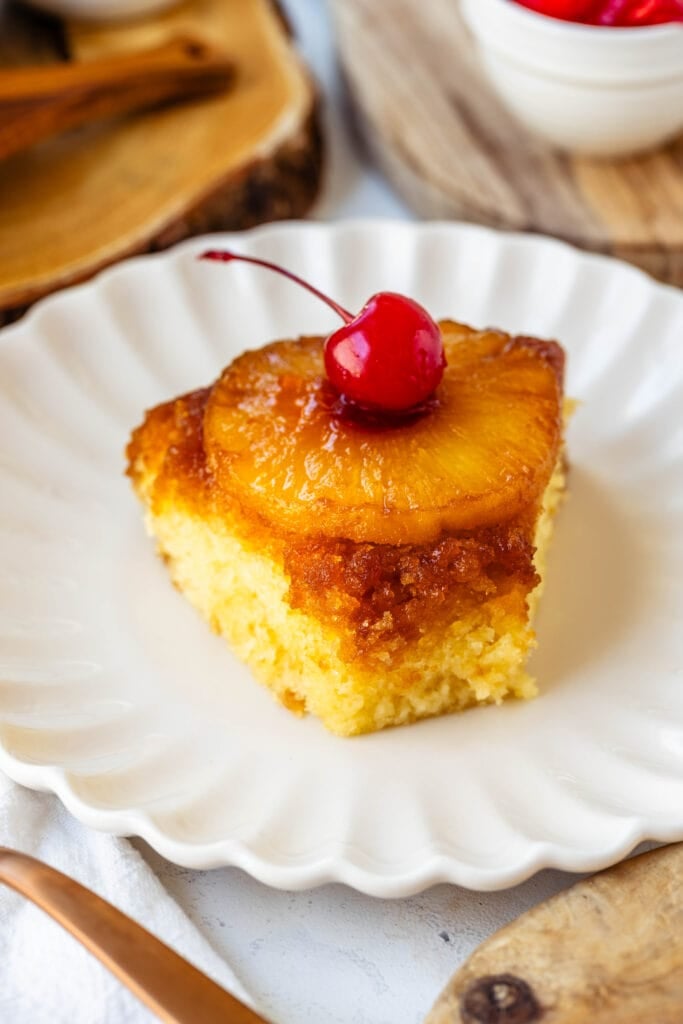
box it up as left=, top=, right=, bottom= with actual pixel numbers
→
left=135, top=3, right=588, bottom=1022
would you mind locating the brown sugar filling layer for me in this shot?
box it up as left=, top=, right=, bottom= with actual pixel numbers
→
left=284, top=526, right=537, bottom=653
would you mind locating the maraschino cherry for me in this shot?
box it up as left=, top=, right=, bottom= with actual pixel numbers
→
left=200, top=251, right=446, bottom=414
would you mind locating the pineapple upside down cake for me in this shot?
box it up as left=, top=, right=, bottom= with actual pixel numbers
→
left=127, top=252, right=568, bottom=737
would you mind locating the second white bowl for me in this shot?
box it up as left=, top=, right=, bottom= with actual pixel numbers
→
left=461, top=0, right=683, bottom=157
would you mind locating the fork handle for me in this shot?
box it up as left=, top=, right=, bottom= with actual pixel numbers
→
left=0, top=847, right=268, bottom=1024
left=0, top=35, right=233, bottom=162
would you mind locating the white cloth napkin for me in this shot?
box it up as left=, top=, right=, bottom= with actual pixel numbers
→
left=0, top=773, right=256, bottom=1024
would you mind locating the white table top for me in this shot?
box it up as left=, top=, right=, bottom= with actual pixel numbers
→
left=134, top=2, right=590, bottom=1022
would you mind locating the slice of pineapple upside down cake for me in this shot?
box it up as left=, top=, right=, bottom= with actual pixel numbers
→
left=127, top=318, right=567, bottom=737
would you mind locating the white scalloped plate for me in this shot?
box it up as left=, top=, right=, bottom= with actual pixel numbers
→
left=1, top=221, right=682, bottom=896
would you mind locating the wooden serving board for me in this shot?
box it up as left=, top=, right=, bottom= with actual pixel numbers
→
left=333, top=0, right=683, bottom=286
left=0, top=0, right=322, bottom=320
left=425, top=843, right=683, bottom=1023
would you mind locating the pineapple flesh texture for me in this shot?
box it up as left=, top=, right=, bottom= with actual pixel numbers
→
left=204, top=322, right=564, bottom=545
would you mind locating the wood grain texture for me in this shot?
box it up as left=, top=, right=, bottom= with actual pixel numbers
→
left=424, top=843, right=683, bottom=1023
left=333, top=0, right=683, bottom=285
left=0, top=0, right=322, bottom=319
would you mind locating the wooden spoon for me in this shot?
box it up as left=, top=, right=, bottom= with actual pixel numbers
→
left=424, top=843, right=683, bottom=1023
left=0, top=34, right=233, bottom=162
left=0, top=846, right=269, bottom=1024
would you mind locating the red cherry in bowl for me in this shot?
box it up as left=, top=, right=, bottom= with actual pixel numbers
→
left=200, top=250, right=446, bottom=414
left=513, top=0, right=683, bottom=21
left=595, top=0, right=683, bottom=23
left=513, top=0, right=598, bottom=18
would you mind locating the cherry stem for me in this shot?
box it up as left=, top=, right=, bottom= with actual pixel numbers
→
left=200, top=250, right=354, bottom=325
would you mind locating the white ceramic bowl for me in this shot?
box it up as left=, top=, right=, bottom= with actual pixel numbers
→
left=461, top=0, right=683, bottom=157
left=25, top=0, right=179, bottom=20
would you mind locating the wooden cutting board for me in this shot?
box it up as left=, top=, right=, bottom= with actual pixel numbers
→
left=0, top=0, right=322, bottom=320
left=333, top=0, right=683, bottom=287
left=424, top=843, right=683, bottom=1023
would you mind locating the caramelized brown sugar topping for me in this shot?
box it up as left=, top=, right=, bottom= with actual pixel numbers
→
left=127, top=322, right=564, bottom=652
left=202, top=321, right=564, bottom=546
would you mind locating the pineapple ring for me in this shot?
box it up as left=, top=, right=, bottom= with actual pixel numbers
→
left=204, top=321, right=564, bottom=546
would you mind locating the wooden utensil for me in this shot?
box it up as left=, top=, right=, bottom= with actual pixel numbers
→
left=332, top=0, right=683, bottom=286
left=0, top=0, right=322, bottom=322
left=424, top=843, right=683, bottom=1023
left=0, top=846, right=269, bottom=1024
left=0, top=34, right=233, bottom=163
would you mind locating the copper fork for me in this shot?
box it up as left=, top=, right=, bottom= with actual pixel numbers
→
left=0, top=847, right=269, bottom=1024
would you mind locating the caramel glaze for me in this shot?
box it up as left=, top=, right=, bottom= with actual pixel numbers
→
left=127, top=380, right=546, bottom=659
